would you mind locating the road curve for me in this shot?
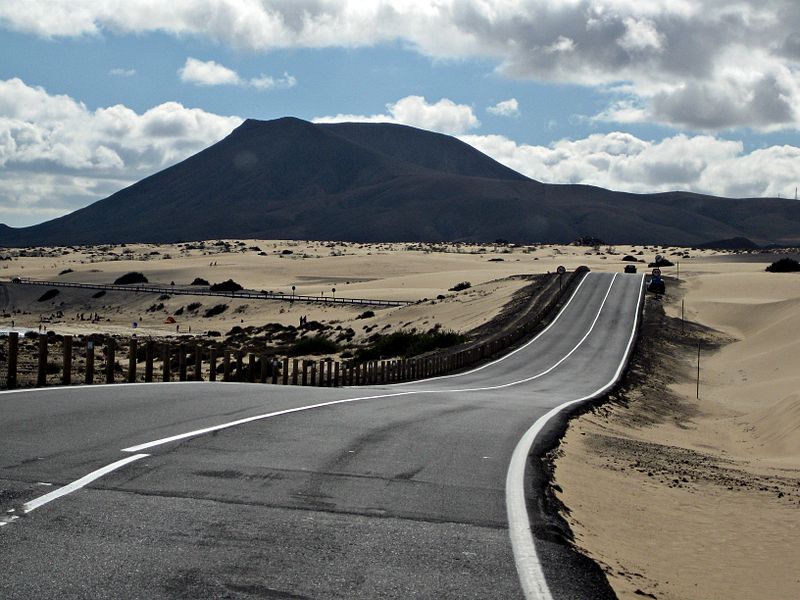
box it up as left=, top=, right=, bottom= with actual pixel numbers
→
left=0, top=272, right=643, bottom=600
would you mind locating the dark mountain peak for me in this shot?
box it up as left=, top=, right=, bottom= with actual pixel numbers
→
left=2, top=117, right=800, bottom=247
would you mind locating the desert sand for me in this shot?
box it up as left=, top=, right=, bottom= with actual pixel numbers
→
left=553, top=252, right=800, bottom=599
left=1, top=240, right=710, bottom=343
left=7, top=239, right=796, bottom=597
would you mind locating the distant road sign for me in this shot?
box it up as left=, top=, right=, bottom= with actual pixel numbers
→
left=556, top=265, right=566, bottom=275
left=652, top=268, right=662, bottom=277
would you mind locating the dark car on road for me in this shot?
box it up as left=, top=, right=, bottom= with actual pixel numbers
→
left=624, top=264, right=637, bottom=273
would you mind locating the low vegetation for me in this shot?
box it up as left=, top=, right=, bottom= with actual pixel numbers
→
left=287, top=335, right=339, bottom=356
left=113, top=272, right=148, bottom=285
left=210, top=279, right=243, bottom=292
left=203, top=304, right=228, bottom=318
left=190, top=277, right=209, bottom=286
left=765, top=257, right=800, bottom=272
left=37, top=289, right=60, bottom=302
left=355, top=328, right=467, bottom=362
left=449, top=281, right=472, bottom=292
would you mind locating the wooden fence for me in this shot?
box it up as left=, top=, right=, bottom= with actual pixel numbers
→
left=0, top=270, right=587, bottom=391
left=1, top=330, right=527, bottom=390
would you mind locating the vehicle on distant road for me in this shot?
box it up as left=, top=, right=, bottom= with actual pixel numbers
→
left=624, top=264, right=637, bottom=273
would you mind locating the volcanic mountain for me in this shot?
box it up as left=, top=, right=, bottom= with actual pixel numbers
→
left=3, top=117, right=800, bottom=246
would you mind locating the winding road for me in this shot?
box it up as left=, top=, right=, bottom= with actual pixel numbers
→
left=0, top=272, right=643, bottom=600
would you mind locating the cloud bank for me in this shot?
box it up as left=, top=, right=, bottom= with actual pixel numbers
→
left=2, top=1, right=800, bottom=131
left=0, top=78, right=242, bottom=226
left=314, top=95, right=480, bottom=135
left=1, top=81, right=799, bottom=227
left=179, top=57, right=296, bottom=89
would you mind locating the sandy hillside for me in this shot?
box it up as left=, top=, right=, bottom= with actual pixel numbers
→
left=1, top=240, right=718, bottom=342
left=553, top=252, right=800, bottom=600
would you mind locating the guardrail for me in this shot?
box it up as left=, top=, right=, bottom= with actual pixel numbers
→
left=5, top=278, right=413, bottom=308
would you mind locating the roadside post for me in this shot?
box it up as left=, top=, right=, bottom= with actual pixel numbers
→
left=556, top=265, right=566, bottom=291
left=63, top=335, right=72, bottom=385
left=37, top=334, right=48, bottom=387
left=7, top=332, right=18, bottom=389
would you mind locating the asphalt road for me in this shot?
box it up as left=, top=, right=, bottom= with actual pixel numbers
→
left=0, top=272, right=643, bottom=600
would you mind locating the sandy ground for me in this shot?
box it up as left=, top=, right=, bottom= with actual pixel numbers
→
left=3, top=239, right=797, bottom=594
left=553, top=253, right=800, bottom=600
left=0, top=240, right=716, bottom=342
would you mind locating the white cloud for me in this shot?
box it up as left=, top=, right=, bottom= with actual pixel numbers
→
left=459, top=131, right=800, bottom=199
left=179, top=57, right=241, bottom=86
left=178, top=57, right=296, bottom=90
left=250, top=71, right=297, bottom=90
left=0, top=77, right=241, bottom=226
left=315, top=95, right=480, bottom=135
left=109, top=67, right=136, bottom=77
left=2, top=0, right=798, bottom=131
left=487, top=98, right=520, bottom=117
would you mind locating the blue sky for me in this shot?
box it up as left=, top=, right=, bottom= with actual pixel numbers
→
left=1, top=1, right=799, bottom=227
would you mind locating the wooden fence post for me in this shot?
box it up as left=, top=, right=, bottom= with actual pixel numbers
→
left=292, top=359, right=299, bottom=385
left=145, top=340, right=154, bottom=382
left=209, top=346, right=217, bottom=382
left=236, top=350, right=244, bottom=382
left=85, top=338, right=95, bottom=385
left=318, top=359, right=325, bottom=387
left=334, top=361, right=340, bottom=387
left=260, top=354, right=269, bottom=384
left=162, top=343, right=170, bottom=382
left=178, top=343, right=187, bottom=381
left=6, top=332, right=18, bottom=389
left=248, top=353, right=256, bottom=383
left=223, top=350, right=231, bottom=381
left=301, top=361, right=309, bottom=386
left=62, top=335, right=72, bottom=385
left=271, top=359, right=279, bottom=384
left=128, top=338, right=137, bottom=383
left=282, top=357, right=289, bottom=385
left=194, top=344, right=202, bottom=381
left=37, top=334, right=47, bottom=387
left=105, top=337, right=116, bottom=384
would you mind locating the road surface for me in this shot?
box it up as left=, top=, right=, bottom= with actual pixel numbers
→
left=0, top=272, right=643, bottom=600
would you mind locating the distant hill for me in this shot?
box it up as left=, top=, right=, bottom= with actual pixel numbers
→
left=3, top=117, right=800, bottom=246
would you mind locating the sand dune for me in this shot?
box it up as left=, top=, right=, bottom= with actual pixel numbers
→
left=554, top=252, right=800, bottom=599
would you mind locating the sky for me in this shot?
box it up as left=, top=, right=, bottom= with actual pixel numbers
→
left=1, top=0, right=800, bottom=227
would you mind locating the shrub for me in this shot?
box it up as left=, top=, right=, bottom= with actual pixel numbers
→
left=187, top=302, right=202, bottom=311
left=203, top=304, right=228, bottom=318
left=114, top=272, right=148, bottom=284
left=158, top=294, right=171, bottom=301
left=449, top=281, right=472, bottom=292
left=287, top=335, right=339, bottom=356
left=648, top=258, right=674, bottom=268
left=210, top=279, right=243, bottom=292
left=37, top=289, right=60, bottom=302
left=622, top=255, right=638, bottom=262
left=174, top=307, right=184, bottom=316
left=765, top=258, right=800, bottom=273
left=355, top=328, right=467, bottom=362
left=356, top=310, right=375, bottom=319
left=92, top=290, right=106, bottom=299
left=190, top=277, right=209, bottom=286
left=58, top=268, right=74, bottom=275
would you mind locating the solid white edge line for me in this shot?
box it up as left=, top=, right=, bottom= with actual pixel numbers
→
left=505, top=273, right=644, bottom=600
left=393, top=271, right=594, bottom=385
left=428, top=274, right=617, bottom=393
left=0, top=273, right=594, bottom=397
left=21, top=453, right=150, bottom=514
left=121, top=276, right=618, bottom=453
left=0, top=380, right=251, bottom=396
